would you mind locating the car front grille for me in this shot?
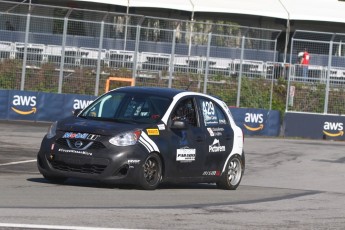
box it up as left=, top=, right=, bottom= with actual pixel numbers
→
left=55, top=138, right=106, bottom=150
left=51, top=161, right=107, bottom=174
left=50, top=154, right=110, bottom=175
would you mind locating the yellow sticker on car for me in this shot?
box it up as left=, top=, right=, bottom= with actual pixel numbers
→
left=146, top=128, right=160, bottom=135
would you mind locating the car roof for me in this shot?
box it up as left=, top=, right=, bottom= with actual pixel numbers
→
left=113, top=86, right=187, bottom=98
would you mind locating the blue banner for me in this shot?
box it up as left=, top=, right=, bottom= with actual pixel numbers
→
left=284, top=112, right=345, bottom=140
left=36, top=93, right=65, bottom=122
left=0, top=90, right=9, bottom=120
left=230, top=107, right=281, bottom=136
left=4, top=89, right=345, bottom=140
left=1, top=90, right=97, bottom=122
left=62, top=94, right=96, bottom=119
left=1, top=90, right=281, bottom=137
left=8, top=90, right=39, bottom=121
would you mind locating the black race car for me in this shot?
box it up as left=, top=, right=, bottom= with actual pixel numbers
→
left=37, top=87, right=245, bottom=190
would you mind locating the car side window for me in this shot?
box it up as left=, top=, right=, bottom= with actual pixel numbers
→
left=171, top=98, right=197, bottom=127
left=199, top=98, right=228, bottom=127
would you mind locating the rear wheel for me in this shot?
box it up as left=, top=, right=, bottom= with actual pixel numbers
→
left=138, top=153, right=162, bottom=190
left=217, top=154, right=243, bottom=190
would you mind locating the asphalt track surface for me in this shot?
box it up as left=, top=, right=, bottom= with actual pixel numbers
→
left=1, top=120, right=345, bottom=229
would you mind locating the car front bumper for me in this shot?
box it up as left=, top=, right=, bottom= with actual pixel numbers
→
left=37, top=136, right=146, bottom=185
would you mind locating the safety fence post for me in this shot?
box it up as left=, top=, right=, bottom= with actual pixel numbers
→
left=236, top=36, right=245, bottom=107
left=168, top=30, right=176, bottom=88
left=20, top=11, right=31, bottom=91
left=95, top=19, right=105, bottom=96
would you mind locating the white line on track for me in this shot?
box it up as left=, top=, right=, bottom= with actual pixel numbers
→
left=0, top=159, right=36, bottom=166
left=0, top=223, right=144, bottom=230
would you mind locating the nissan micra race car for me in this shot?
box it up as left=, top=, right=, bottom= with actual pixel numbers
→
left=37, top=87, right=245, bottom=190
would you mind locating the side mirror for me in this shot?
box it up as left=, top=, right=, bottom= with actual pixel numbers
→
left=73, top=109, right=82, bottom=116
left=170, top=120, right=188, bottom=129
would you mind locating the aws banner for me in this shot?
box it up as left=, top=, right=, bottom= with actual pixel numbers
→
left=230, top=108, right=280, bottom=136
left=8, top=91, right=39, bottom=121
left=2, top=90, right=96, bottom=122
left=284, top=112, right=345, bottom=140
left=0, top=90, right=9, bottom=120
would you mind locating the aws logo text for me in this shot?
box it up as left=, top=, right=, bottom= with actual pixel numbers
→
left=323, top=122, right=344, bottom=137
left=244, top=113, right=264, bottom=131
left=73, top=99, right=93, bottom=110
left=11, top=95, right=37, bottom=115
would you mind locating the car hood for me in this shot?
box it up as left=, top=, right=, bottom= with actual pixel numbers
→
left=56, top=116, right=148, bottom=136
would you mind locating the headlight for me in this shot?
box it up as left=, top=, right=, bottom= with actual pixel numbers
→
left=109, top=130, right=141, bottom=146
left=46, top=121, right=57, bottom=139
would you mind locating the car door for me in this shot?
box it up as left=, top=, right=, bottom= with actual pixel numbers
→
left=197, top=96, right=234, bottom=176
left=165, top=96, right=207, bottom=179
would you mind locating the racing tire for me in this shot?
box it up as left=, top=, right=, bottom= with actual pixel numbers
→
left=43, top=174, right=67, bottom=184
left=138, top=153, right=162, bottom=190
left=217, top=154, right=243, bottom=190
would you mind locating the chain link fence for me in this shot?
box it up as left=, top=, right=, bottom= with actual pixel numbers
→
left=0, top=1, right=282, bottom=110
left=287, top=30, right=345, bottom=115
left=2, top=2, right=345, bottom=117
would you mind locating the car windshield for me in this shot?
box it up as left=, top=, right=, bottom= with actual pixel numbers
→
left=80, top=91, right=171, bottom=124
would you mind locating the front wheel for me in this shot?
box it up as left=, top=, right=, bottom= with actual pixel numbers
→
left=138, top=153, right=162, bottom=190
left=217, top=154, right=243, bottom=190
